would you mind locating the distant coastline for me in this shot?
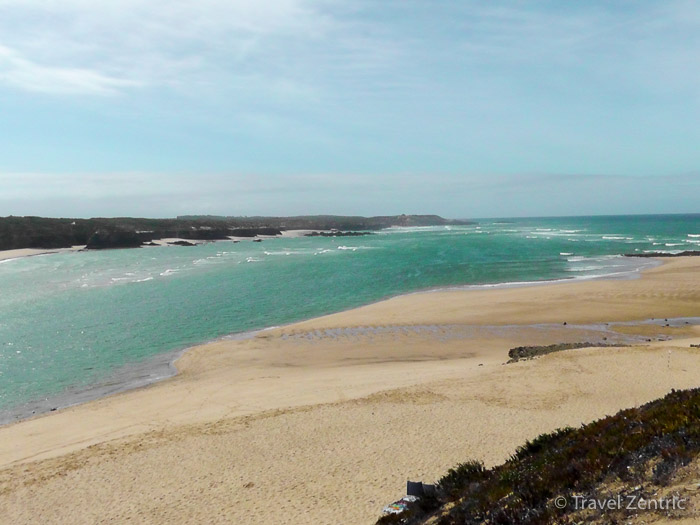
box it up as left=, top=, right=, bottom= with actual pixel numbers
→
left=0, top=214, right=473, bottom=252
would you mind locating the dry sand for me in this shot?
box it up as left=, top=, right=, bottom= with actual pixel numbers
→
left=1, top=258, right=700, bottom=524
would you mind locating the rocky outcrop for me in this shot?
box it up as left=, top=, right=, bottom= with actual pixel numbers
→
left=168, top=240, right=196, bottom=246
left=305, top=231, right=374, bottom=237
left=625, top=251, right=700, bottom=257
left=507, top=342, right=627, bottom=363
left=85, top=230, right=142, bottom=250
left=230, top=228, right=282, bottom=237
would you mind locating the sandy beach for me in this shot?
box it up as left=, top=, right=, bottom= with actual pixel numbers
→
left=0, top=246, right=85, bottom=263
left=1, top=257, right=699, bottom=524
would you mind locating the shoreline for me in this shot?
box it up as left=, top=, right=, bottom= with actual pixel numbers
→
left=0, top=245, right=85, bottom=263
left=1, top=257, right=699, bottom=523
left=0, top=253, right=660, bottom=425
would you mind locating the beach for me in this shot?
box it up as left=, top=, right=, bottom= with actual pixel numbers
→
left=1, top=257, right=699, bottom=524
left=0, top=246, right=84, bottom=263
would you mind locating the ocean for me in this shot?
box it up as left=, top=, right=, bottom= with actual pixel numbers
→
left=1, top=214, right=699, bottom=422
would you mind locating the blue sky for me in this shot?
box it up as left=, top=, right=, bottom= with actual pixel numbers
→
left=0, top=0, right=699, bottom=218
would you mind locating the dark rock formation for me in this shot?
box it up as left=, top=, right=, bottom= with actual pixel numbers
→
left=625, top=251, right=700, bottom=257
left=177, top=229, right=232, bottom=241
left=230, top=228, right=282, bottom=237
left=85, top=230, right=142, bottom=250
left=508, top=342, right=627, bottom=363
left=305, top=231, right=374, bottom=237
left=168, top=240, right=196, bottom=246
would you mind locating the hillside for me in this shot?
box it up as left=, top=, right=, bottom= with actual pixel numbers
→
left=378, top=388, right=699, bottom=524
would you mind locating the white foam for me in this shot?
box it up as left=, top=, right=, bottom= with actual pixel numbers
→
left=566, top=266, right=604, bottom=272
left=559, top=252, right=573, bottom=256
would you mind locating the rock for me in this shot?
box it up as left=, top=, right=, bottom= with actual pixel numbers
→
left=252, top=239, right=263, bottom=243
left=508, top=342, right=627, bottom=363
left=168, top=240, right=196, bottom=246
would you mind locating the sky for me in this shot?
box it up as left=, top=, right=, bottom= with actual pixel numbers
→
left=0, top=0, right=699, bottom=219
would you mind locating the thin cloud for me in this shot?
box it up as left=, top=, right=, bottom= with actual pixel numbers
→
left=0, top=0, right=341, bottom=95
left=0, top=45, right=140, bottom=95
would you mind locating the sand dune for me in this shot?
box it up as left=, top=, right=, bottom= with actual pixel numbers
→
left=1, top=258, right=699, bottom=524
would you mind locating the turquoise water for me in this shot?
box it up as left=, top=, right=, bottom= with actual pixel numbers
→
left=1, top=214, right=699, bottom=420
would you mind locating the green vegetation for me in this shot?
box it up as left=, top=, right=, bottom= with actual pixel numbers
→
left=377, top=388, right=700, bottom=524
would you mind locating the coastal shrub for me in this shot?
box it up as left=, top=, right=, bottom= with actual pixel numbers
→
left=509, top=427, right=575, bottom=461
left=438, top=460, right=488, bottom=499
